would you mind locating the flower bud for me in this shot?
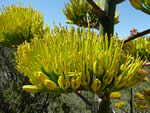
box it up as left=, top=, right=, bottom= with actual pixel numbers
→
left=110, top=92, right=121, bottom=99
left=91, top=79, right=101, bottom=93
left=45, top=79, right=57, bottom=90
left=23, top=85, right=40, bottom=93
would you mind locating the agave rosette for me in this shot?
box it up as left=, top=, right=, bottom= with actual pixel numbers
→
left=0, top=4, right=47, bottom=47
left=15, top=25, right=147, bottom=94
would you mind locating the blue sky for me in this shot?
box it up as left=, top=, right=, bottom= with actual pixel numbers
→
left=1, top=0, right=150, bottom=39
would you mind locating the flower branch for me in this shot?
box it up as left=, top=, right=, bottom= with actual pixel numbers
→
left=75, top=91, right=93, bottom=111
left=116, top=0, right=126, bottom=4
left=120, top=108, right=128, bottom=113
left=87, top=0, right=106, bottom=19
left=78, top=22, right=99, bottom=30
left=124, top=29, right=150, bottom=43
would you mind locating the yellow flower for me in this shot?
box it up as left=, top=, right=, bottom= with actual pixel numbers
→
left=35, top=72, right=49, bottom=84
left=115, top=101, right=125, bottom=108
left=71, top=76, right=81, bottom=90
left=137, top=69, right=148, bottom=76
left=129, top=0, right=143, bottom=10
left=58, top=76, right=70, bottom=90
left=135, top=92, right=144, bottom=100
left=134, top=101, right=148, bottom=109
left=23, top=85, right=41, bottom=93
left=110, top=92, right=121, bottom=99
left=45, top=79, right=57, bottom=90
left=91, top=79, right=101, bottom=93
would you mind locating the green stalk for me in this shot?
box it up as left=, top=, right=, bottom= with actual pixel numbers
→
left=99, top=0, right=116, bottom=40
left=97, top=93, right=112, bottom=113
left=98, top=0, right=116, bottom=113
left=130, top=88, right=134, bottom=113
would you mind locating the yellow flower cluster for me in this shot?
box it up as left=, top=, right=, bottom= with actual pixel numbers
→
left=15, top=25, right=147, bottom=94
left=134, top=101, right=148, bottom=109
left=0, top=3, right=48, bottom=47
left=124, top=37, right=150, bottom=61
left=63, top=0, right=119, bottom=28
left=135, top=92, right=144, bottom=100
left=115, top=101, right=125, bottom=108
left=129, top=0, right=150, bottom=15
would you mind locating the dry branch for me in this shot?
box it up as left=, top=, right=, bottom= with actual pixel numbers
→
left=116, top=0, right=125, bottom=4
left=124, top=29, right=150, bottom=43
left=87, top=0, right=106, bottom=19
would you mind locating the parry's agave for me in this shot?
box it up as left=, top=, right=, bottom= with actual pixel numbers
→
left=15, top=25, right=147, bottom=94
left=0, top=3, right=48, bottom=47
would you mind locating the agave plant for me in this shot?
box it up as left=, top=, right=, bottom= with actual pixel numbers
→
left=0, top=3, right=48, bottom=48
left=15, top=25, right=147, bottom=94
